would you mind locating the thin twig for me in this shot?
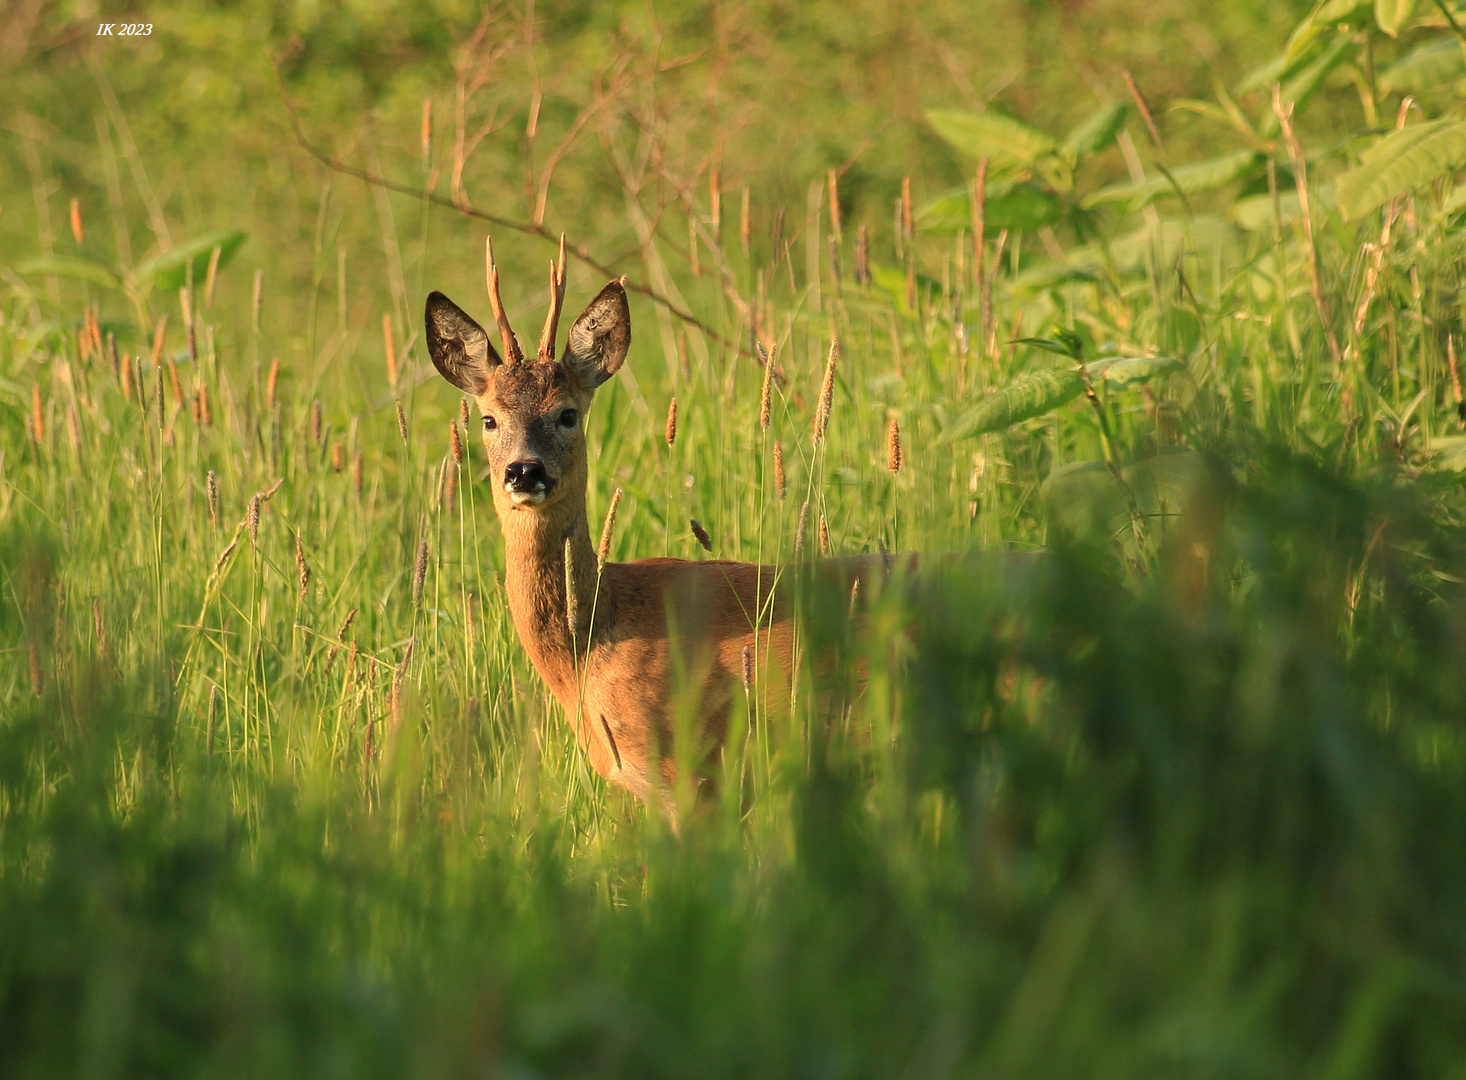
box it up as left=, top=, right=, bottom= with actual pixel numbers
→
left=271, top=47, right=739, bottom=354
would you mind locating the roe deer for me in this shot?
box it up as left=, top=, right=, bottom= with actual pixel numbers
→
left=426, top=236, right=895, bottom=803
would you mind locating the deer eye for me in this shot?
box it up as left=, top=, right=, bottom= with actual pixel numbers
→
left=483, top=416, right=497, bottom=432
left=558, top=408, right=579, bottom=429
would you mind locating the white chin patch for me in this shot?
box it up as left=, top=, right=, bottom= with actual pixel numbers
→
left=507, top=487, right=547, bottom=506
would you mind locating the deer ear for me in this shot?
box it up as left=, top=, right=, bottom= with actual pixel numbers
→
left=425, top=291, right=501, bottom=395
left=561, top=280, right=630, bottom=390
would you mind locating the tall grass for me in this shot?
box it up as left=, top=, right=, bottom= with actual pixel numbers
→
left=6, top=2, right=1466, bottom=1075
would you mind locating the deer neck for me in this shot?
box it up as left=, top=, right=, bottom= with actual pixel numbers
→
left=498, top=492, right=608, bottom=705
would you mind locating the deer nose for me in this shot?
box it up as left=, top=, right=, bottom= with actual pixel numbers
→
left=504, top=459, right=551, bottom=493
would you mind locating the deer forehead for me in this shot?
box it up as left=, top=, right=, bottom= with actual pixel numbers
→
left=482, top=361, right=581, bottom=416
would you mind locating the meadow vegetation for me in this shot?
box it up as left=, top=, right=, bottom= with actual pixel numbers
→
left=4, top=0, right=1466, bottom=1075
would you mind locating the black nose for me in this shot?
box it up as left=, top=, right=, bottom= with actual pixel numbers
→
left=504, top=459, right=550, bottom=491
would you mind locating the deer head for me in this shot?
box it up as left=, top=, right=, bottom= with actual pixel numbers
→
left=425, top=236, right=630, bottom=518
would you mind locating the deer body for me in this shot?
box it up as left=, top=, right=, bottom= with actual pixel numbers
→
left=428, top=238, right=853, bottom=801
left=499, top=495, right=799, bottom=798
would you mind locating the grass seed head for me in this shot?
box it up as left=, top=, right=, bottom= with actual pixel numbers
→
left=391, top=638, right=415, bottom=727
left=120, top=353, right=133, bottom=403
left=740, top=186, right=751, bottom=255
left=266, top=357, right=280, bottom=410
left=741, top=643, right=753, bottom=689
left=197, top=384, right=212, bottom=427
left=331, top=441, right=344, bottom=472
left=710, top=167, right=722, bottom=242
left=204, top=245, right=221, bottom=308
left=295, top=531, right=310, bottom=598
left=69, top=197, right=84, bottom=244
left=247, top=493, right=262, bottom=547
left=460, top=397, right=471, bottom=430
left=150, top=316, right=168, bottom=368
left=441, top=459, right=457, bottom=513
left=773, top=440, right=786, bottom=500
left=813, top=338, right=838, bottom=446
left=251, top=269, right=263, bottom=332
left=412, top=537, right=429, bottom=609
left=206, top=470, right=219, bottom=524
left=396, top=401, right=409, bottom=446
left=420, top=98, right=433, bottom=160
left=665, top=396, right=678, bottom=447
left=564, top=537, right=580, bottom=640
left=352, top=451, right=364, bottom=500
left=690, top=518, right=713, bottom=552
left=795, top=499, right=809, bottom=556
left=449, top=421, right=463, bottom=465
left=107, top=332, right=119, bottom=377
left=597, top=487, right=622, bottom=570
left=383, top=314, right=398, bottom=388
left=855, top=225, right=870, bottom=285
left=818, top=512, right=830, bottom=556
left=80, top=308, right=96, bottom=362
left=758, top=342, right=774, bottom=431
left=30, top=385, right=44, bottom=443
left=311, top=399, right=323, bottom=446
left=886, top=419, right=902, bottom=474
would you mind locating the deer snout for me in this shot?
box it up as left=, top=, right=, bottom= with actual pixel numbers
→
left=503, top=459, right=555, bottom=505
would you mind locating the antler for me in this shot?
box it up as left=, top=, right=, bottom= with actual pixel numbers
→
left=484, top=235, right=524, bottom=365
left=538, top=233, right=568, bottom=363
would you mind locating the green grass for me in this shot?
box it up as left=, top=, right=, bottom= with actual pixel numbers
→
left=5, top=1, right=1466, bottom=1076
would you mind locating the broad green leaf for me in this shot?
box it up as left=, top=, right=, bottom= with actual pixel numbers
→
left=1336, top=119, right=1466, bottom=219
left=1062, top=102, right=1128, bottom=161
left=869, top=264, right=940, bottom=317
left=1171, top=98, right=1259, bottom=143
left=1283, top=0, right=1371, bottom=66
left=1086, top=355, right=1185, bottom=388
left=1261, top=35, right=1353, bottom=135
left=15, top=256, right=122, bottom=290
left=1231, top=183, right=1335, bottom=231
left=940, top=368, right=1085, bottom=441
left=916, top=181, right=1064, bottom=234
left=1236, top=53, right=1294, bottom=98
left=1011, top=264, right=1103, bottom=291
left=1375, top=0, right=1417, bottom=37
left=1017, top=216, right=1237, bottom=290
left=1232, top=191, right=1304, bottom=231
left=1427, top=435, right=1466, bottom=471
left=1044, top=449, right=1206, bottom=537
left=1380, top=39, right=1466, bottom=93
left=1016, top=333, right=1084, bottom=360
left=1085, top=151, right=1260, bottom=209
left=130, top=230, right=247, bottom=293
left=925, top=108, right=1057, bottom=169
left=1360, top=117, right=1448, bottom=166
left=1441, top=181, right=1466, bottom=215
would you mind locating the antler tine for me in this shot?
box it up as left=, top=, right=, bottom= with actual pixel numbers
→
left=537, top=233, right=568, bottom=363
left=484, top=235, right=524, bottom=365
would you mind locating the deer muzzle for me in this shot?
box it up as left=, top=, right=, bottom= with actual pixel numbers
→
left=503, top=459, right=554, bottom=505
